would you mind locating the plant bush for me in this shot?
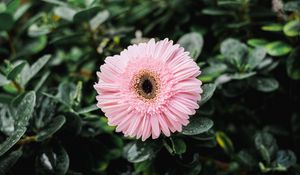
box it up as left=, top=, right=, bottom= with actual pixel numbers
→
left=0, top=0, right=300, bottom=174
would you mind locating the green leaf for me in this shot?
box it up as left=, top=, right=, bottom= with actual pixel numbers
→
left=0, top=91, right=36, bottom=156
left=237, top=150, right=256, bottom=167
left=0, top=12, right=14, bottom=31
left=216, top=131, right=234, bottom=154
left=53, top=6, right=76, bottom=21
left=247, top=38, right=268, bottom=48
left=0, top=149, right=23, bottom=175
left=7, top=62, right=26, bottom=80
left=22, top=35, right=47, bottom=55
left=254, top=132, right=278, bottom=163
left=35, top=145, right=69, bottom=175
left=14, top=3, right=31, bottom=20
left=284, top=1, right=300, bottom=12
left=89, top=10, right=109, bottom=31
left=77, top=104, right=98, bottom=114
left=250, top=77, right=279, bottom=92
left=275, top=150, right=297, bottom=169
left=199, top=83, right=216, bottom=106
left=6, top=0, right=20, bottom=14
left=265, top=41, right=292, bottom=56
left=171, top=138, right=186, bottom=155
left=28, top=23, right=51, bottom=37
left=0, top=73, right=10, bottom=86
left=261, top=23, right=283, bottom=32
left=199, top=63, right=227, bottom=83
left=123, top=141, right=157, bottom=163
left=248, top=47, right=267, bottom=70
left=20, top=54, right=51, bottom=86
left=178, top=32, right=204, bottom=60
left=36, top=115, right=66, bottom=142
left=202, top=8, right=234, bottom=16
left=73, top=6, right=101, bottom=23
left=283, top=20, right=300, bottom=37
left=182, top=117, right=213, bottom=135
left=287, top=47, right=300, bottom=80
left=56, top=82, right=77, bottom=107
left=220, top=38, right=248, bottom=67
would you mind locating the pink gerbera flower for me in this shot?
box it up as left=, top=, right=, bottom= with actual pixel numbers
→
left=94, top=39, right=202, bottom=141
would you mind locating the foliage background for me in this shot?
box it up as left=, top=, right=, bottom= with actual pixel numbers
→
left=0, top=0, right=300, bottom=174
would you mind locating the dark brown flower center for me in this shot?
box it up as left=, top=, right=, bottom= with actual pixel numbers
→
left=133, top=71, right=159, bottom=100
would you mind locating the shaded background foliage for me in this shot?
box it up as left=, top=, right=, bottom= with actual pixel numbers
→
left=0, top=0, right=300, bottom=174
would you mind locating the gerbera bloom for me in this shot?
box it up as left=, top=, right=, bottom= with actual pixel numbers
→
left=94, top=39, right=202, bottom=141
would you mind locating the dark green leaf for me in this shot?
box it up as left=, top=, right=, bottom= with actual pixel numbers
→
left=89, top=10, right=109, bottom=30
left=123, top=141, right=158, bottom=163
left=7, top=62, right=26, bottom=80
left=178, top=32, right=204, bottom=60
left=73, top=6, right=101, bottom=23
left=275, top=150, right=297, bottom=169
left=28, top=23, right=51, bottom=37
left=21, top=54, right=51, bottom=86
left=254, top=132, right=278, bottom=163
left=77, top=104, right=98, bottom=114
left=35, top=145, right=69, bottom=175
left=237, top=150, right=256, bottom=167
left=284, top=1, right=300, bottom=12
left=53, top=6, right=76, bottom=21
left=0, top=12, right=14, bottom=31
left=182, top=117, right=213, bottom=135
left=0, top=91, right=36, bottom=156
left=250, top=77, right=279, bottom=92
left=199, top=83, right=216, bottom=106
left=248, top=47, right=266, bottom=70
left=220, top=38, right=248, bottom=67
left=171, top=138, right=186, bottom=155
left=287, top=47, right=300, bottom=80
left=36, top=115, right=66, bottom=142
left=0, top=149, right=23, bottom=175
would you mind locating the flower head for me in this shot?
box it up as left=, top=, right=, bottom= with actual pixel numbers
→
left=94, top=39, right=202, bottom=141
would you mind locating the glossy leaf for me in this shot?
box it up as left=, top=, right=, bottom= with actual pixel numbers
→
left=123, top=141, right=157, bottom=163
left=36, top=115, right=66, bottom=142
left=0, top=91, right=36, bottom=156
left=178, top=32, right=204, bottom=60
left=265, top=41, right=292, bottom=56
left=35, top=145, right=69, bottom=175
left=199, top=83, right=216, bottom=106
left=182, top=117, right=213, bottom=135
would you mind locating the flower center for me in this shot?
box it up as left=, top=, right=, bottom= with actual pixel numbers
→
left=133, top=70, right=159, bottom=100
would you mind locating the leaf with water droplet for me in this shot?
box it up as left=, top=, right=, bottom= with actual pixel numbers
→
left=199, top=83, right=216, bottom=106
left=0, top=91, right=36, bottom=156
left=182, top=117, right=213, bottom=135
left=36, top=115, right=66, bottom=142
left=35, top=145, right=69, bottom=175
left=123, top=141, right=159, bottom=163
